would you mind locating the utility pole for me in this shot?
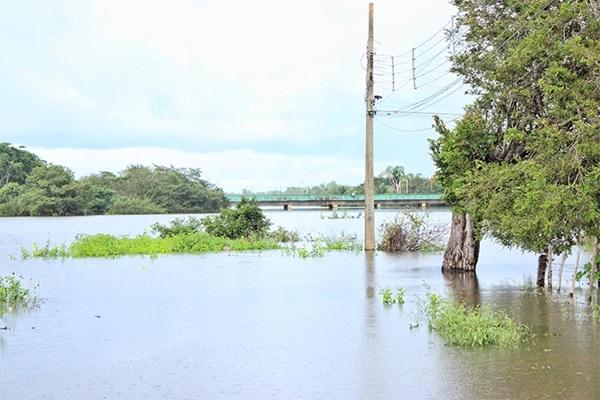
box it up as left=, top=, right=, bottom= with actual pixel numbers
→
left=364, top=2, right=375, bottom=251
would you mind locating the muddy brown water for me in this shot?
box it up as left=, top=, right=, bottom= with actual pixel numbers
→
left=0, top=210, right=598, bottom=399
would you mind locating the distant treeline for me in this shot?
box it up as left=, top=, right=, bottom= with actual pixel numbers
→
left=0, top=143, right=228, bottom=216
left=240, top=166, right=440, bottom=196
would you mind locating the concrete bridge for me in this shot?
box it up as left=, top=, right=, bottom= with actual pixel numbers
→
left=226, top=194, right=445, bottom=210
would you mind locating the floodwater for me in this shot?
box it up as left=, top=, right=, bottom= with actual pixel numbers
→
left=0, top=210, right=598, bottom=399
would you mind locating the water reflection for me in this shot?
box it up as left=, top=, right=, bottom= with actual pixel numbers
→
left=442, top=271, right=480, bottom=306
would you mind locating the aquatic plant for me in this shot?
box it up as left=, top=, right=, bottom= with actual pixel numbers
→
left=286, top=234, right=362, bottom=258
left=379, top=287, right=405, bottom=306
left=380, top=287, right=394, bottom=305
left=267, top=226, right=300, bottom=243
left=0, top=274, right=33, bottom=316
left=424, top=293, right=531, bottom=348
left=151, top=217, right=203, bottom=238
left=378, top=212, right=447, bottom=252
left=24, top=233, right=281, bottom=258
left=202, top=198, right=271, bottom=239
left=21, top=240, right=69, bottom=259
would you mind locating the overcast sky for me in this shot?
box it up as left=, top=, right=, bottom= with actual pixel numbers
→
left=1, top=0, right=468, bottom=192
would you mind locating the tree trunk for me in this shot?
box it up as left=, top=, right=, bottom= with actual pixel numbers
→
left=569, top=245, right=581, bottom=298
left=588, top=238, right=598, bottom=302
left=537, top=254, right=547, bottom=288
left=441, top=212, right=480, bottom=272
left=546, top=245, right=553, bottom=289
left=557, top=252, right=567, bottom=293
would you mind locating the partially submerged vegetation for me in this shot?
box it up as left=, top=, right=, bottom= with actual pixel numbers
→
left=377, top=212, right=446, bottom=252
left=0, top=274, right=34, bottom=316
left=380, top=287, right=405, bottom=306
left=68, top=233, right=280, bottom=257
left=285, top=234, right=362, bottom=258
left=22, top=199, right=300, bottom=258
left=424, top=293, right=531, bottom=348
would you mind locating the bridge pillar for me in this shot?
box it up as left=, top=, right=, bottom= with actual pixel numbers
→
left=421, top=202, right=427, bottom=210
left=328, top=203, right=338, bottom=210
left=283, top=204, right=290, bottom=211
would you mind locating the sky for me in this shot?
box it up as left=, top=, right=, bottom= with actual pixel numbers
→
left=1, top=0, right=469, bottom=192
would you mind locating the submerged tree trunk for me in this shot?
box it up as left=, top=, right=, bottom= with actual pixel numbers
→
left=569, top=245, right=581, bottom=298
left=557, top=252, right=567, bottom=293
left=537, top=254, right=547, bottom=288
left=588, top=238, right=598, bottom=301
left=441, top=212, right=480, bottom=272
left=546, top=245, right=554, bottom=289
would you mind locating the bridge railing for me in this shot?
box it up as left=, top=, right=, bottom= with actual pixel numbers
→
left=226, top=194, right=443, bottom=202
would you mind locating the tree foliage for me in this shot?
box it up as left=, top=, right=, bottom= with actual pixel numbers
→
left=202, top=198, right=271, bottom=239
left=0, top=144, right=228, bottom=216
left=432, top=0, right=600, bottom=254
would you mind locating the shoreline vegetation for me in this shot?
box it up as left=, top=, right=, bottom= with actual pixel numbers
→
left=20, top=201, right=445, bottom=259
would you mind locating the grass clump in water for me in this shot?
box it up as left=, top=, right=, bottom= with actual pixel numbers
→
left=21, top=240, right=69, bottom=259
left=286, top=234, right=362, bottom=258
left=424, top=293, right=531, bottom=348
left=0, top=274, right=33, bottom=315
left=380, top=287, right=405, bottom=305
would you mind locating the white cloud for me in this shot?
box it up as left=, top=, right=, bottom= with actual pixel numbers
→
left=3, top=0, right=462, bottom=173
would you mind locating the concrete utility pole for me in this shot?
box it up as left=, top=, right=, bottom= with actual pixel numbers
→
left=364, top=2, right=375, bottom=251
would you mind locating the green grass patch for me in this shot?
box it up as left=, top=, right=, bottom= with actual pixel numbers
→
left=23, top=233, right=281, bottom=258
left=424, top=293, right=532, bottom=348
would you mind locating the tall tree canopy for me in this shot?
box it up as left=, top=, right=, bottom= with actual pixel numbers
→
left=431, top=0, right=600, bottom=268
left=0, top=144, right=229, bottom=216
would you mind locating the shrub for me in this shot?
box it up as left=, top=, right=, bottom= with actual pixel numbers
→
left=267, top=226, right=300, bottom=243
left=424, top=293, right=532, bottom=347
left=0, top=274, right=33, bottom=316
left=378, top=211, right=447, bottom=252
left=202, top=198, right=271, bottom=239
left=151, top=217, right=203, bottom=238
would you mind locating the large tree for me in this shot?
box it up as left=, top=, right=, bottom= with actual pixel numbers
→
left=432, top=0, right=600, bottom=271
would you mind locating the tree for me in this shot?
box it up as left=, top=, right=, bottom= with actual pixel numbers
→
left=434, top=0, right=600, bottom=273
left=202, top=198, right=271, bottom=239
left=431, top=112, right=494, bottom=271
left=0, top=143, right=45, bottom=187
left=381, top=166, right=406, bottom=194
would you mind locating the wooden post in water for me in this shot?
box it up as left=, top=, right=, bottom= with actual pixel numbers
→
left=364, top=2, right=376, bottom=251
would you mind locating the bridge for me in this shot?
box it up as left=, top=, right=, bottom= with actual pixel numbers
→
left=226, top=193, right=445, bottom=210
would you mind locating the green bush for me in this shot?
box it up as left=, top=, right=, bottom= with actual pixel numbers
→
left=202, top=198, right=271, bottom=239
